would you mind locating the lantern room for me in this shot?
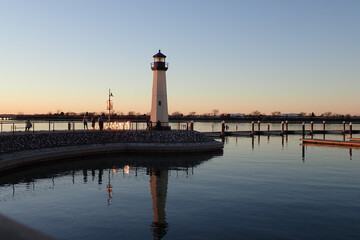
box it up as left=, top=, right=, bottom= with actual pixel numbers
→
left=151, top=50, right=168, bottom=71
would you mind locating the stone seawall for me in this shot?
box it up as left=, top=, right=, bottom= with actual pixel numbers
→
left=0, top=130, right=219, bottom=154
left=0, top=130, right=223, bottom=172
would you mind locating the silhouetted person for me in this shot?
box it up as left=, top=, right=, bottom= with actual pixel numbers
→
left=146, top=116, right=151, bottom=130
left=83, top=116, right=88, bottom=130
left=91, top=117, right=96, bottom=129
left=98, top=116, right=104, bottom=131
left=156, top=120, right=161, bottom=130
left=25, top=120, right=32, bottom=132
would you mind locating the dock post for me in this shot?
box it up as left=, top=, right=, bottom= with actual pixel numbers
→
left=267, top=124, right=270, bottom=132
left=49, top=121, right=51, bottom=131
left=310, top=121, right=313, bottom=134
left=343, top=121, right=346, bottom=133
left=323, top=121, right=325, bottom=131
left=190, top=121, right=194, bottom=131
left=258, top=120, right=260, bottom=132
left=281, top=121, right=284, bottom=134
left=221, top=121, right=225, bottom=135
left=349, top=122, right=352, bottom=138
left=302, top=122, right=305, bottom=138
left=251, top=121, right=254, bottom=135
left=285, top=120, right=288, bottom=133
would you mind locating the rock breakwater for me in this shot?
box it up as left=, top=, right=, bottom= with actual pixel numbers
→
left=0, top=130, right=218, bottom=154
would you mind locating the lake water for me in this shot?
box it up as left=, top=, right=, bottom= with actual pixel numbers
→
left=0, top=133, right=360, bottom=239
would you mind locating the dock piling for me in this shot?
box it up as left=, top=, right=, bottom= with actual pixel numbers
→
left=349, top=122, right=352, bottom=138
left=302, top=122, right=305, bottom=138
left=221, top=121, right=225, bottom=135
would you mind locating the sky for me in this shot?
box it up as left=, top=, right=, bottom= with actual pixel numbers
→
left=0, top=0, right=359, bottom=116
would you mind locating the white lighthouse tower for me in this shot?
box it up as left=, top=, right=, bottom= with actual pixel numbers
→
left=150, top=50, right=170, bottom=129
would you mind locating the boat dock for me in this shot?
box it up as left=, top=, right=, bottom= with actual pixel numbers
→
left=301, top=138, right=360, bottom=148
left=203, top=130, right=360, bottom=138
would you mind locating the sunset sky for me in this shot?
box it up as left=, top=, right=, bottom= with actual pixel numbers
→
left=1, top=0, right=359, bottom=115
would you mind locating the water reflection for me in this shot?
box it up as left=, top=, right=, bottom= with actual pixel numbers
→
left=301, top=142, right=358, bottom=161
left=150, top=167, right=168, bottom=239
left=235, top=134, right=357, bottom=162
left=0, top=152, right=222, bottom=239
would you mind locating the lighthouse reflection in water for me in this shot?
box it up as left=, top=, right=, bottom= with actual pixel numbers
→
left=0, top=152, right=220, bottom=240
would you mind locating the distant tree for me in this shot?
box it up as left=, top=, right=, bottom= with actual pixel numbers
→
left=271, top=111, right=282, bottom=116
left=60, top=111, right=64, bottom=116
left=212, top=109, right=219, bottom=116
left=188, top=111, right=196, bottom=116
left=171, top=111, right=183, bottom=117
left=321, top=112, right=332, bottom=117
left=250, top=110, right=261, bottom=116
left=128, top=111, right=135, bottom=116
left=299, top=112, right=307, bottom=117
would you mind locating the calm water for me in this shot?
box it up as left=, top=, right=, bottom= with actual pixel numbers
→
left=0, top=134, right=360, bottom=239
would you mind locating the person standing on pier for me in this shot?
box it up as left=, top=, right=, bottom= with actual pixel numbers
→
left=25, top=120, right=32, bottom=132
left=98, top=116, right=104, bottom=131
left=83, top=116, right=88, bottom=130
left=91, top=117, right=96, bottom=130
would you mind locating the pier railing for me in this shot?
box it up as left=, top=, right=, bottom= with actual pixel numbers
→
left=0, top=120, right=193, bottom=134
left=0, top=120, right=358, bottom=136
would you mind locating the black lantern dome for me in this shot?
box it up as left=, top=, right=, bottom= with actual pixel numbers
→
left=151, top=50, right=168, bottom=71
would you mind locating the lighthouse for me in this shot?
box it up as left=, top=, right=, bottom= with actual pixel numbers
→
left=150, top=50, right=170, bottom=130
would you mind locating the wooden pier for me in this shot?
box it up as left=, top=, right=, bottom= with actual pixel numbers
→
left=203, top=130, right=360, bottom=138
left=301, top=138, right=360, bottom=148
left=349, top=138, right=360, bottom=142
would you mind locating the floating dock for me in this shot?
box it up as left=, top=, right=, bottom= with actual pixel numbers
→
left=349, top=138, right=360, bottom=142
left=301, top=138, right=360, bottom=148
left=203, top=130, right=360, bottom=138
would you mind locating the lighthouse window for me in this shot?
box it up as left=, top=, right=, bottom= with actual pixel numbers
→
left=159, top=101, right=162, bottom=106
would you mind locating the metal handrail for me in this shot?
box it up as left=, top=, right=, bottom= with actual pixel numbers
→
left=0, top=120, right=193, bottom=134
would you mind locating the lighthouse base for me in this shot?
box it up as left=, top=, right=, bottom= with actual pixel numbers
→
left=151, top=125, right=171, bottom=131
